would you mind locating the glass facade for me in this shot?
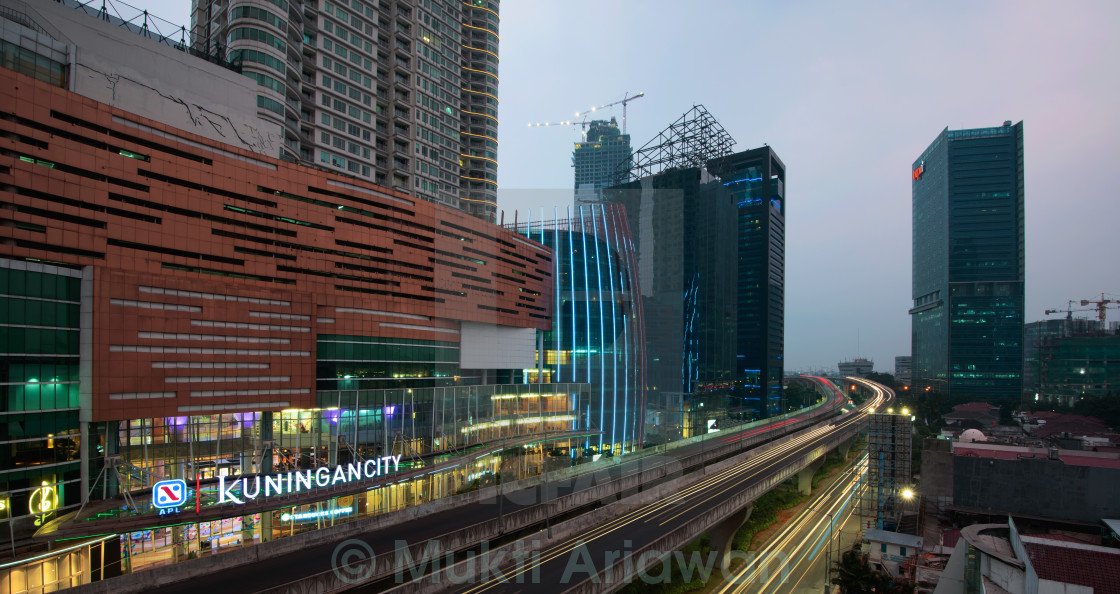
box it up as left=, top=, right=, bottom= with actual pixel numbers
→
left=0, top=260, right=84, bottom=538
left=510, top=204, right=646, bottom=453
left=710, top=148, right=786, bottom=415
left=1037, top=334, right=1120, bottom=405
left=606, top=146, right=787, bottom=438
left=911, top=123, right=1025, bottom=400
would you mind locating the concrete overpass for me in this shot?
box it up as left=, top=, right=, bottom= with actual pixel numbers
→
left=387, top=377, right=891, bottom=594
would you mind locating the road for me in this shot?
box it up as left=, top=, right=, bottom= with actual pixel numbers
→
left=435, top=378, right=890, bottom=594
left=717, top=453, right=868, bottom=593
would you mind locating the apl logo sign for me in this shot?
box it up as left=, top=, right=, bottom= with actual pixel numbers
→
left=152, top=479, right=188, bottom=509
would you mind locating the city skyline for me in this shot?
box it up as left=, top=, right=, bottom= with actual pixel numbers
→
left=136, top=0, right=1120, bottom=373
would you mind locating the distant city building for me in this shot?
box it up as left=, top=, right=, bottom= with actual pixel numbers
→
left=910, top=121, right=1025, bottom=400
left=838, top=357, right=873, bottom=377
left=895, top=355, right=912, bottom=386
left=607, top=107, right=785, bottom=428
left=189, top=0, right=500, bottom=219
left=508, top=203, right=647, bottom=453
left=573, top=117, right=631, bottom=206
left=1024, top=317, right=1099, bottom=399
left=1037, top=332, right=1120, bottom=406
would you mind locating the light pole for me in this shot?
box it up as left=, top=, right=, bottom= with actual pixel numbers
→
left=805, top=504, right=836, bottom=594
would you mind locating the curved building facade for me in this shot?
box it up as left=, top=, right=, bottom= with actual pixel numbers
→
left=511, top=203, right=647, bottom=453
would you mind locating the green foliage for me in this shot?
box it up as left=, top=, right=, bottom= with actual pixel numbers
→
left=865, top=371, right=899, bottom=390
left=831, top=550, right=916, bottom=593
left=455, top=478, right=480, bottom=495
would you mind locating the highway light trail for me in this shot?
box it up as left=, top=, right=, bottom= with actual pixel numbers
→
left=449, top=379, right=889, bottom=593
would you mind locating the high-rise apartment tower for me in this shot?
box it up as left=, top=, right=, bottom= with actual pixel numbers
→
left=190, top=0, right=499, bottom=219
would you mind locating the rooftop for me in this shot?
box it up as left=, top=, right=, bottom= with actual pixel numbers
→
left=864, top=529, right=923, bottom=549
left=1022, top=537, right=1120, bottom=592
left=953, top=442, right=1120, bottom=469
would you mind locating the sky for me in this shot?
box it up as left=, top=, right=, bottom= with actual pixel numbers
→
left=127, top=0, right=1120, bottom=373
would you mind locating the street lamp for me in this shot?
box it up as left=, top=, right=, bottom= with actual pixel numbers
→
left=806, top=504, right=837, bottom=594
left=901, top=488, right=915, bottom=501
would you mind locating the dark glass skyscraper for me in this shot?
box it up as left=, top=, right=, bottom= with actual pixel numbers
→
left=910, top=121, right=1024, bottom=400
left=710, top=148, right=786, bottom=414
left=608, top=145, right=785, bottom=437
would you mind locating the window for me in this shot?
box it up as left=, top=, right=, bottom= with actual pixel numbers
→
left=230, top=27, right=285, bottom=51
left=881, top=544, right=887, bottom=553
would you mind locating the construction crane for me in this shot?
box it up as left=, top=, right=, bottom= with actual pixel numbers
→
left=1080, top=294, right=1118, bottom=326
left=528, top=91, right=646, bottom=134
left=1045, top=295, right=1119, bottom=326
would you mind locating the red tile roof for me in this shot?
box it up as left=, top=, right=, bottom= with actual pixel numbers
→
left=1024, top=542, right=1120, bottom=592
left=953, top=402, right=999, bottom=413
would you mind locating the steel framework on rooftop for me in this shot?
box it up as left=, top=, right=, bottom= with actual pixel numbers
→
left=612, top=105, right=736, bottom=184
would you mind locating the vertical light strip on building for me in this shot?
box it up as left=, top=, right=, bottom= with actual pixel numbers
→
left=592, top=206, right=606, bottom=450
left=568, top=206, right=577, bottom=386
left=600, top=203, right=619, bottom=450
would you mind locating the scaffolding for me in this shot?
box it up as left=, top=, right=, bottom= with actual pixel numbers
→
left=611, top=105, right=736, bottom=185
left=864, top=413, right=913, bottom=530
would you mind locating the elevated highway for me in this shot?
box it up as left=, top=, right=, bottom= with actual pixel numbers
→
left=402, top=377, right=892, bottom=594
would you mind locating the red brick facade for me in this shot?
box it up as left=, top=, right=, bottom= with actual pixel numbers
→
left=0, top=70, right=552, bottom=421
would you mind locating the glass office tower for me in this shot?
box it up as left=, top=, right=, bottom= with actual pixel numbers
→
left=911, top=121, right=1025, bottom=400
left=607, top=145, right=786, bottom=437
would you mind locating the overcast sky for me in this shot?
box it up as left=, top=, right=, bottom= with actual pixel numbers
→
left=132, top=0, right=1120, bottom=373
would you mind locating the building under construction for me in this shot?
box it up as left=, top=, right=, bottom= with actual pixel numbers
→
left=603, top=106, right=786, bottom=439
left=865, top=412, right=914, bottom=530
left=573, top=118, right=632, bottom=206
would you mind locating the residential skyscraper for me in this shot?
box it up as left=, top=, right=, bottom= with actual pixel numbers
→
left=573, top=117, right=631, bottom=206
left=910, top=121, right=1024, bottom=400
left=190, top=0, right=499, bottom=220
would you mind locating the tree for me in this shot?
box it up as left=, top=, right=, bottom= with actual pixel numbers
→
left=832, top=550, right=916, bottom=593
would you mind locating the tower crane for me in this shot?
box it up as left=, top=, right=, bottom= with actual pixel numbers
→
left=527, top=91, right=646, bottom=134
left=1079, top=294, right=1118, bottom=327
left=1045, top=295, right=1119, bottom=327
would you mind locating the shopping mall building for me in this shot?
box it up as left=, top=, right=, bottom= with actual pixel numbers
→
left=0, top=1, right=645, bottom=586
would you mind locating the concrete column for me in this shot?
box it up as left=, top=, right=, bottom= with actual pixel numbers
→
left=710, top=503, right=753, bottom=571
left=797, top=458, right=825, bottom=496
left=837, top=436, right=855, bottom=460
left=260, top=411, right=274, bottom=475
left=260, top=511, right=273, bottom=543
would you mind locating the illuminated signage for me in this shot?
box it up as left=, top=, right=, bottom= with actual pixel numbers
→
left=281, top=506, right=353, bottom=522
left=152, top=479, right=188, bottom=509
left=29, top=482, right=59, bottom=526
left=218, top=455, right=402, bottom=505
left=912, top=161, right=924, bottom=181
